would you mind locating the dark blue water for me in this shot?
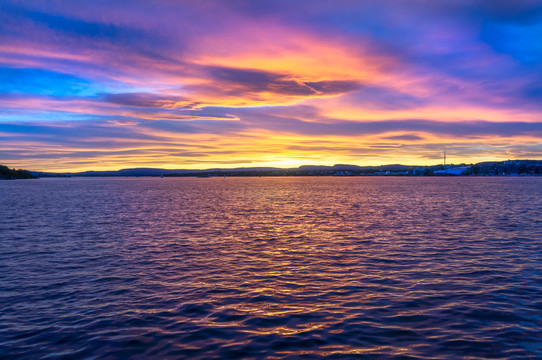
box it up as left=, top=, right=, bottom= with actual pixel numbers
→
left=1, top=177, right=542, bottom=359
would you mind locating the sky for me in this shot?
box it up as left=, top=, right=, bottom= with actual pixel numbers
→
left=1, top=0, right=542, bottom=172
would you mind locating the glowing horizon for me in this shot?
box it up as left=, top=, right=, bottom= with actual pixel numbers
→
left=1, top=1, right=542, bottom=172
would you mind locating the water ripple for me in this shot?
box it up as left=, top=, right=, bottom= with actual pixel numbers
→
left=1, top=177, right=542, bottom=359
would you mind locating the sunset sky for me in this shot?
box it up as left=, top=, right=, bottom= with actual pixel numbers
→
left=1, top=0, right=542, bottom=171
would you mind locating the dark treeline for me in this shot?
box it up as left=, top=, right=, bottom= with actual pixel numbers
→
left=0, top=165, right=37, bottom=179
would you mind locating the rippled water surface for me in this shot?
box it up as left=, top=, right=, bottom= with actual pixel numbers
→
left=1, top=177, right=542, bottom=359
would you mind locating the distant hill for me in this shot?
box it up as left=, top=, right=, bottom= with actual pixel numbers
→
left=60, top=166, right=284, bottom=177
left=8, top=159, right=542, bottom=178
left=0, top=165, right=37, bottom=179
left=28, top=163, right=423, bottom=177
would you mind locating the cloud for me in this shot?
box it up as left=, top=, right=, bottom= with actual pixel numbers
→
left=197, top=66, right=361, bottom=98
left=1, top=0, right=542, bottom=170
left=383, top=134, right=425, bottom=141
left=99, top=92, right=194, bottom=108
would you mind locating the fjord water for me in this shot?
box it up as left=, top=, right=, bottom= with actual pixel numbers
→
left=1, top=177, right=542, bottom=359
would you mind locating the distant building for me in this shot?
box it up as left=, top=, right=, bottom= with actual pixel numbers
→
left=434, top=166, right=471, bottom=175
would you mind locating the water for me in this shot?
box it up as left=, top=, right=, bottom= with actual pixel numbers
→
left=1, top=177, right=542, bottom=359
